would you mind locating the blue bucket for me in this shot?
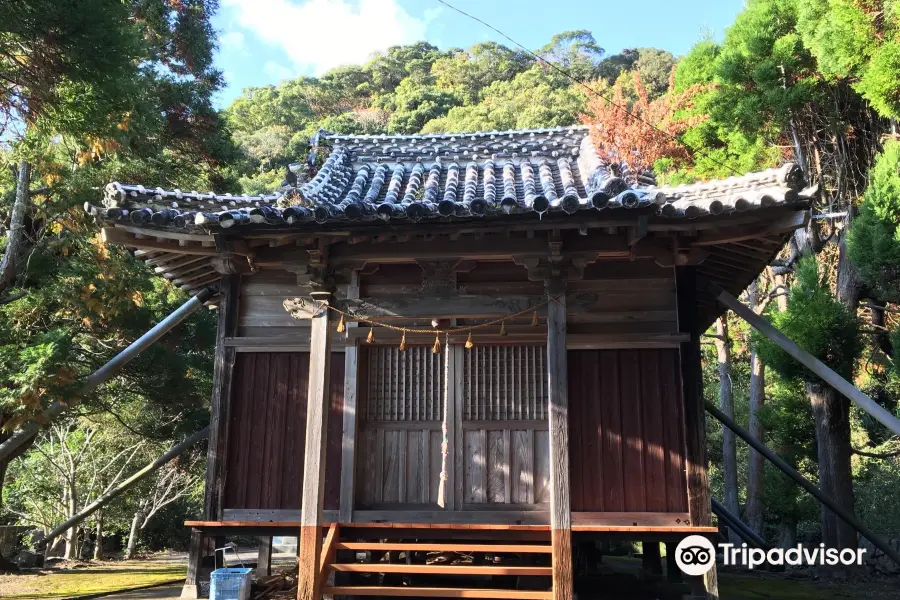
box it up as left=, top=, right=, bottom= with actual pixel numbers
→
left=210, top=567, right=253, bottom=600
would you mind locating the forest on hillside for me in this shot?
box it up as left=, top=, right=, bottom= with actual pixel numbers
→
left=2, top=0, right=900, bottom=569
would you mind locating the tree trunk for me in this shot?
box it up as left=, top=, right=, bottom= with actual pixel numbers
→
left=806, top=226, right=860, bottom=551
left=807, top=382, right=857, bottom=549
left=125, top=509, right=144, bottom=560
left=745, top=282, right=766, bottom=536
left=93, top=513, right=103, bottom=561
left=63, top=486, right=78, bottom=560
left=0, top=161, right=31, bottom=298
left=746, top=348, right=766, bottom=535
left=715, top=316, right=741, bottom=544
left=777, top=513, right=797, bottom=549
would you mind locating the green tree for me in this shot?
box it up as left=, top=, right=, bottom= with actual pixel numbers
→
left=537, top=30, right=605, bottom=81
left=376, top=79, right=461, bottom=134
left=796, top=0, right=900, bottom=119
left=422, top=66, right=585, bottom=133
left=0, top=1, right=227, bottom=547
left=431, top=42, right=531, bottom=103
left=756, top=256, right=862, bottom=549
left=847, top=141, right=900, bottom=302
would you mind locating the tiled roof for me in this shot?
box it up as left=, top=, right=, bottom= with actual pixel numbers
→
left=91, top=127, right=813, bottom=230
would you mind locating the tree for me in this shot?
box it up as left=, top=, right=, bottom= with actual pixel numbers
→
left=756, top=256, right=862, bottom=549
left=375, top=79, right=461, bottom=134
left=633, top=48, right=677, bottom=100
left=537, top=30, right=605, bottom=81
left=714, top=317, right=741, bottom=543
left=431, top=42, right=531, bottom=103
left=124, top=459, right=200, bottom=559
left=597, top=49, right=640, bottom=85
left=582, top=71, right=708, bottom=182
left=796, top=0, right=900, bottom=120
left=5, top=421, right=143, bottom=559
left=745, top=280, right=769, bottom=536
left=422, top=66, right=586, bottom=133
left=0, top=0, right=227, bottom=534
left=847, top=140, right=900, bottom=303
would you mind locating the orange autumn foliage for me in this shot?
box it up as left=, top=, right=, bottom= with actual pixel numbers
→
left=582, top=72, right=710, bottom=181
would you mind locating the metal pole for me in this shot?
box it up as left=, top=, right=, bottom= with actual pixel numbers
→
left=706, top=401, right=900, bottom=566
left=711, top=498, right=768, bottom=549
left=712, top=284, right=900, bottom=436
left=0, top=287, right=216, bottom=463
left=41, top=426, right=209, bottom=549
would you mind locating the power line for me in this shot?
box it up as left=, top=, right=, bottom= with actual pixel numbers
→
left=433, top=0, right=741, bottom=177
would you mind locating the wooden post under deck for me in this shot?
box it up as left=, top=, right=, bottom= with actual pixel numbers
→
left=546, top=277, right=573, bottom=600
left=676, top=266, right=719, bottom=599
left=183, top=274, right=239, bottom=599
left=297, top=294, right=333, bottom=600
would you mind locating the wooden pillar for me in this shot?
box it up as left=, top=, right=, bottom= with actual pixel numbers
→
left=546, top=277, right=573, bottom=600
left=338, top=271, right=360, bottom=523
left=665, top=541, right=682, bottom=583
left=257, top=536, right=272, bottom=578
left=297, top=294, right=333, bottom=600
left=675, top=267, right=719, bottom=599
left=183, top=275, right=239, bottom=599
left=642, top=541, right=662, bottom=577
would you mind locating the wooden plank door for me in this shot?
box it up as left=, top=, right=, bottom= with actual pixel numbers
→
left=355, top=346, right=447, bottom=508
left=458, top=345, right=550, bottom=509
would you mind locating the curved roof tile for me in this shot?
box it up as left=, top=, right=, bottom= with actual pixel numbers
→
left=93, top=127, right=813, bottom=230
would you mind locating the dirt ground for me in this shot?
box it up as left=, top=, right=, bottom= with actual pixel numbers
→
left=1, top=549, right=897, bottom=599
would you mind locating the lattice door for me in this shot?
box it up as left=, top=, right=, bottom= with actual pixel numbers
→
left=459, top=345, right=551, bottom=507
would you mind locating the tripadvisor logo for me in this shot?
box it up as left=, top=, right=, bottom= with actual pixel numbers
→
left=674, top=535, right=868, bottom=575
left=675, top=535, right=716, bottom=576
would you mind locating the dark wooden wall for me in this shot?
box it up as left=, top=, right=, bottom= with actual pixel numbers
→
left=568, top=349, right=688, bottom=513
left=223, top=352, right=344, bottom=511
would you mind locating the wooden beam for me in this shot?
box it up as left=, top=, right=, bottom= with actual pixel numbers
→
left=184, top=273, right=238, bottom=598
left=285, top=293, right=674, bottom=321
left=118, top=224, right=214, bottom=243
left=716, top=284, right=900, bottom=436
left=102, top=227, right=220, bottom=256
left=322, top=586, right=552, bottom=599
left=691, top=210, right=807, bottom=246
left=318, top=523, right=339, bottom=591
left=339, top=272, right=361, bottom=522
left=335, top=542, right=551, bottom=553
left=329, top=564, right=552, bottom=576
left=328, top=234, right=673, bottom=267
left=257, top=536, right=272, bottom=578
left=149, top=254, right=208, bottom=270
left=296, top=292, right=333, bottom=600
left=545, top=277, right=572, bottom=600
left=675, top=266, right=718, bottom=599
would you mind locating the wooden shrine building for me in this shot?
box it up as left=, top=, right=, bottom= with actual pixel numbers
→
left=90, top=126, right=814, bottom=599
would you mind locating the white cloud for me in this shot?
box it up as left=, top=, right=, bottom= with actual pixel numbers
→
left=222, top=0, right=438, bottom=75
left=219, top=31, right=246, bottom=51
left=264, top=61, right=295, bottom=81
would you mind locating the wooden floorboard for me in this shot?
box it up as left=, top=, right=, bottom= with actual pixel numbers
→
left=322, top=587, right=552, bottom=598
left=330, top=564, right=552, bottom=576
left=336, top=542, right=551, bottom=553
left=185, top=520, right=717, bottom=534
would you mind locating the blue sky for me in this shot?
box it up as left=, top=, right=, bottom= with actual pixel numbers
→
left=212, top=0, right=745, bottom=107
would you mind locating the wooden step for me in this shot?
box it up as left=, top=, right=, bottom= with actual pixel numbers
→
left=322, top=586, right=552, bottom=598
left=336, top=542, right=551, bottom=553
left=330, top=563, right=551, bottom=576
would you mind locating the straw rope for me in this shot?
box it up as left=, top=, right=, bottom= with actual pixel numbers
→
left=307, top=294, right=565, bottom=335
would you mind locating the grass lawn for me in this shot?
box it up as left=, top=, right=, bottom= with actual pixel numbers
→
left=0, top=558, right=185, bottom=599
left=719, top=571, right=900, bottom=599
